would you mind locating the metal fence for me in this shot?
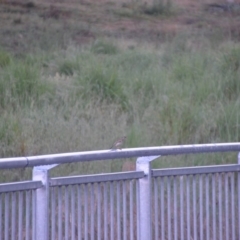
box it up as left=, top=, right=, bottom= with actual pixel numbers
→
left=0, top=181, right=42, bottom=240
left=49, top=172, right=142, bottom=240
left=1, top=143, right=240, bottom=240
left=152, top=164, right=240, bottom=240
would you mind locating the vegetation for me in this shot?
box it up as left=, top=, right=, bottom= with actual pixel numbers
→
left=0, top=0, right=240, bottom=181
left=0, top=36, right=240, bottom=179
left=141, top=0, right=174, bottom=16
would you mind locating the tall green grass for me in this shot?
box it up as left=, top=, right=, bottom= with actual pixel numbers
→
left=0, top=35, right=240, bottom=180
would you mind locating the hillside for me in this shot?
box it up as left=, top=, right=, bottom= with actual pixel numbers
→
left=1, top=0, right=240, bottom=55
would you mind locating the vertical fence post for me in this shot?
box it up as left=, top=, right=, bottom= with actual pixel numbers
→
left=32, top=165, right=54, bottom=240
left=33, top=166, right=49, bottom=240
left=238, top=153, right=240, bottom=239
left=136, top=156, right=160, bottom=240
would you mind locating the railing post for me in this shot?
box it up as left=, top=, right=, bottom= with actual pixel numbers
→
left=238, top=153, right=240, bottom=237
left=136, top=156, right=160, bottom=240
left=32, top=165, right=54, bottom=240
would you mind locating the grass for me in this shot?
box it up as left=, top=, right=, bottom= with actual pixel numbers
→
left=141, top=0, right=175, bottom=16
left=0, top=49, right=11, bottom=67
left=1, top=4, right=240, bottom=240
left=116, top=0, right=175, bottom=18
left=0, top=28, right=240, bottom=181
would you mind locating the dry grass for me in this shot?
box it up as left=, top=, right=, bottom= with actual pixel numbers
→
left=0, top=0, right=240, bottom=181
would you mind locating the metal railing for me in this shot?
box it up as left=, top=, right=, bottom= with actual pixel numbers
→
left=152, top=164, right=240, bottom=240
left=1, top=143, right=240, bottom=240
left=0, top=181, right=42, bottom=240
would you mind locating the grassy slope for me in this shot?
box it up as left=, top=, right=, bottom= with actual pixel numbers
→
left=0, top=0, right=240, bottom=181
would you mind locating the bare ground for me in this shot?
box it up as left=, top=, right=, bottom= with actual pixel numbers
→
left=0, top=0, right=240, bottom=54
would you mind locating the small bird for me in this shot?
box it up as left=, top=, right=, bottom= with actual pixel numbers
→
left=110, top=136, right=126, bottom=150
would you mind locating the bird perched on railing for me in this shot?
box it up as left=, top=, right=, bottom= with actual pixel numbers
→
left=110, top=136, right=126, bottom=150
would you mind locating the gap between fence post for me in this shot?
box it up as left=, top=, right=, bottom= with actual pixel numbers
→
left=136, top=155, right=160, bottom=240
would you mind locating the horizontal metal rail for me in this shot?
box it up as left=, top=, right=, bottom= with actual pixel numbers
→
left=152, top=164, right=240, bottom=177
left=0, top=180, right=42, bottom=193
left=1, top=143, right=240, bottom=169
left=50, top=171, right=144, bottom=186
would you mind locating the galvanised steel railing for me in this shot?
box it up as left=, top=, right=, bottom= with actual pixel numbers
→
left=0, top=181, right=42, bottom=240
left=152, top=164, right=240, bottom=240
left=1, top=143, right=240, bottom=240
left=49, top=171, right=142, bottom=240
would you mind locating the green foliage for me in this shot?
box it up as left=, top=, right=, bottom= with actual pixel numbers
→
left=12, top=63, right=40, bottom=102
left=220, top=47, right=240, bottom=100
left=117, top=52, right=155, bottom=72
left=141, top=0, right=174, bottom=16
left=1, top=34, right=240, bottom=176
left=216, top=102, right=240, bottom=141
left=76, top=63, right=129, bottom=110
left=0, top=59, right=51, bottom=108
left=91, top=40, right=119, bottom=55
left=222, top=47, right=240, bottom=72
left=0, top=114, right=22, bottom=157
left=58, top=59, right=78, bottom=76
left=0, top=49, right=11, bottom=68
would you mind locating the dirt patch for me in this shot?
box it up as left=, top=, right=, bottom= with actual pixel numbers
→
left=0, top=0, right=240, bottom=54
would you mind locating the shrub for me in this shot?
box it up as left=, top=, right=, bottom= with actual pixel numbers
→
left=58, top=59, right=78, bottom=76
left=141, top=0, right=174, bottom=16
left=76, top=64, right=129, bottom=110
left=0, top=59, right=51, bottom=108
left=91, top=40, right=119, bottom=55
